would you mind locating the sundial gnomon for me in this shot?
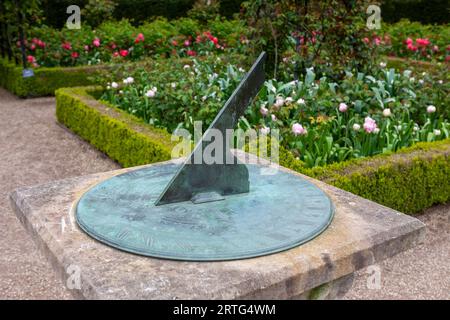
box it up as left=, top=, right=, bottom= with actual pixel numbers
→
left=76, top=52, right=334, bottom=261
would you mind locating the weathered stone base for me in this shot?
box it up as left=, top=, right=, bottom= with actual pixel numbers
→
left=10, top=161, right=425, bottom=299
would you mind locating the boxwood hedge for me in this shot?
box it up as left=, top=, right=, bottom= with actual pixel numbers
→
left=0, top=57, right=103, bottom=98
left=56, top=86, right=450, bottom=214
left=56, top=87, right=176, bottom=167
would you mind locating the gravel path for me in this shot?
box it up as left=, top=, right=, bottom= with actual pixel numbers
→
left=0, top=88, right=119, bottom=299
left=344, top=203, right=449, bottom=299
left=0, top=88, right=448, bottom=299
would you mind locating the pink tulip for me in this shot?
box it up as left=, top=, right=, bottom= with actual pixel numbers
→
left=363, top=117, right=377, bottom=133
left=292, top=123, right=307, bottom=136
left=260, top=106, right=269, bottom=117
left=338, top=103, right=348, bottom=112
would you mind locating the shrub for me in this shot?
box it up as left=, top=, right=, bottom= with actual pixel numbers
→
left=55, top=86, right=176, bottom=167
left=13, top=17, right=249, bottom=68
left=242, top=0, right=377, bottom=80
left=39, top=0, right=197, bottom=28
left=0, top=57, right=102, bottom=97
left=381, top=0, right=449, bottom=25
left=378, top=20, right=450, bottom=63
left=82, top=0, right=117, bottom=28
left=298, top=139, right=450, bottom=214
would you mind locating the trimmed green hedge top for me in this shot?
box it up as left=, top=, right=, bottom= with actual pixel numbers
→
left=56, top=86, right=450, bottom=214
left=56, top=86, right=176, bottom=167
left=0, top=57, right=102, bottom=97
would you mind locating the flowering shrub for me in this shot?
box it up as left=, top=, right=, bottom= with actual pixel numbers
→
left=378, top=20, right=450, bottom=62
left=243, top=66, right=449, bottom=167
left=243, top=0, right=377, bottom=79
left=15, top=18, right=249, bottom=68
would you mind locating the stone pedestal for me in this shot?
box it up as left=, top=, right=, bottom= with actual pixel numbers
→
left=10, top=161, right=425, bottom=299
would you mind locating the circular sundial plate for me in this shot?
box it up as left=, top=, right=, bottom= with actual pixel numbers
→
left=76, top=163, right=334, bottom=261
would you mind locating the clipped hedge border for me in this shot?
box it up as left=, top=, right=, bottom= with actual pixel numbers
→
left=56, top=87, right=176, bottom=167
left=0, top=57, right=107, bottom=98
left=56, top=86, right=450, bottom=214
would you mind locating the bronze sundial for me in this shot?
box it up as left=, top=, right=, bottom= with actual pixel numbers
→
left=75, top=52, right=334, bottom=261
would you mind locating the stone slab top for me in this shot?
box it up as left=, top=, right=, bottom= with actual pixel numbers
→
left=10, top=158, right=425, bottom=299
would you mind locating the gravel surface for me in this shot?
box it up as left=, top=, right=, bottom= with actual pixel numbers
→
left=0, top=88, right=448, bottom=299
left=0, top=88, right=119, bottom=299
left=344, top=203, right=450, bottom=300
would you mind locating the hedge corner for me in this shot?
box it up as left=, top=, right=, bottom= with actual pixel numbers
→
left=55, top=86, right=176, bottom=167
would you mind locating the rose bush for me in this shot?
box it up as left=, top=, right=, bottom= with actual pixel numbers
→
left=15, top=18, right=249, bottom=68
left=377, top=20, right=450, bottom=62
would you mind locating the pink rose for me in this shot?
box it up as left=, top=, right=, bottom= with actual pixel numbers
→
left=92, top=38, right=101, bottom=47
left=119, top=49, right=128, bottom=57
left=373, top=36, right=381, bottom=46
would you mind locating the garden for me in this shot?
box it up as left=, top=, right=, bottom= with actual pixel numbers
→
left=1, top=0, right=449, bottom=213
left=1, top=0, right=450, bottom=303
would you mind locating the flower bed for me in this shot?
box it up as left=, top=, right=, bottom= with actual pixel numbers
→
left=55, top=85, right=450, bottom=214
left=99, top=56, right=449, bottom=168
left=2, top=17, right=247, bottom=97
left=14, top=18, right=247, bottom=69
left=376, top=20, right=450, bottom=63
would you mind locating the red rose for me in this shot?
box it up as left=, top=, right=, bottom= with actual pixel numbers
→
left=119, top=49, right=128, bottom=57
left=27, top=55, right=35, bottom=63
left=71, top=52, right=79, bottom=58
left=187, top=50, right=196, bottom=56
